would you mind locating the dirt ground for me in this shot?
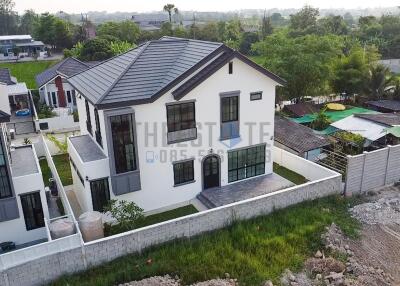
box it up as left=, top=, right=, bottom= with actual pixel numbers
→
left=349, top=186, right=400, bottom=284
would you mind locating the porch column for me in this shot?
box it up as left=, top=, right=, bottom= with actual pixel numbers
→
left=55, top=76, right=67, bottom=108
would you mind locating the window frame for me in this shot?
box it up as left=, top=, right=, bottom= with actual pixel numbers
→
left=166, top=102, right=196, bottom=133
left=228, top=61, right=233, bottom=74
left=85, top=99, right=92, bottom=135
left=20, top=192, right=45, bottom=231
left=173, top=159, right=195, bottom=186
left=221, top=96, right=239, bottom=123
left=110, top=113, right=137, bottom=174
left=250, top=91, right=263, bottom=101
left=90, top=178, right=110, bottom=212
left=0, top=136, right=12, bottom=199
left=228, top=144, right=266, bottom=183
left=94, top=108, right=102, bottom=147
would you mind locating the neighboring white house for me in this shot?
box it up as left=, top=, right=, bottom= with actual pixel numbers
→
left=0, top=115, right=49, bottom=247
left=35, top=58, right=91, bottom=111
left=66, top=37, right=285, bottom=214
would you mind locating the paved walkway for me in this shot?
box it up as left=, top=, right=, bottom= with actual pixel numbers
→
left=198, top=173, right=295, bottom=208
left=65, top=185, right=83, bottom=219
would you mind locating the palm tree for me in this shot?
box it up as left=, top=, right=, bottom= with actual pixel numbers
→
left=163, top=4, right=179, bottom=24
left=365, top=64, right=394, bottom=100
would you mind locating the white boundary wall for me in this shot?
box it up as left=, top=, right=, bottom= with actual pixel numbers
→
left=36, top=115, right=79, bottom=133
left=345, top=145, right=400, bottom=195
left=0, top=147, right=341, bottom=286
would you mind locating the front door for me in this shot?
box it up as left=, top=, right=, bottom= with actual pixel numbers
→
left=90, top=178, right=110, bottom=212
left=203, top=155, right=220, bottom=189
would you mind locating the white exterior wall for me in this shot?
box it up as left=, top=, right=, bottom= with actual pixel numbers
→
left=72, top=57, right=278, bottom=213
left=0, top=147, right=49, bottom=245
left=40, top=81, right=76, bottom=108
left=0, top=83, right=11, bottom=115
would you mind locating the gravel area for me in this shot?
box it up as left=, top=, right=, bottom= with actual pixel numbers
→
left=118, top=275, right=237, bottom=286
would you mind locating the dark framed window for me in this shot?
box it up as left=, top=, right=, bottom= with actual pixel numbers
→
left=173, top=160, right=194, bottom=186
left=0, top=166, right=11, bottom=199
left=228, top=145, right=266, bottom=183
left=250, top=91, right=263, bottom=101
left=51, top=92, right=57, bottom=107
left=72, top=90, right=77, bottom=105
left=20, top=192, right=45, bottom=231
left=221, top=96, right=239, bottom=122
left=85, top=99, right=92, bottom=135
left=228, top=61, right=233, bottom=74
left=167, top=102, right=196, bottom=132
left=94, top=108, right=102, bottom=147
left=90, top=178, right=110, bottom=212
left=110, top=114, right=137, bottom=174
left=39, top=122, right=49, bottom=130
left=66, top=90, right=72, bottom=103
left=0, top=136, right=11, bottom=199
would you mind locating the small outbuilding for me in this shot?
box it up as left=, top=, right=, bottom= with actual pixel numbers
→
left=274, top=116, right=330, bottom=161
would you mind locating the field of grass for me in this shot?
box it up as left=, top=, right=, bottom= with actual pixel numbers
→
left=53, top=154, right=72, bottom=186
left=273, top=162, right=308, bottom=185
left=0, top=60, right=59, bottom=89
left=52, top=196, right=360, bottom=286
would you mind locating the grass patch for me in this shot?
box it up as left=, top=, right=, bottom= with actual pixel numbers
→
left=53, top=154, right=72, bottom=186
left=0, top=60, right=59, bottom=89
left=105, top=205, right=199, bottom=236
left=39, top=158, right=51, bottom=187
left=273, top=162, right=308, bottom=185
left=249, top=55, right=265, bottom=65
left=51, top=196, right=360, bottom=286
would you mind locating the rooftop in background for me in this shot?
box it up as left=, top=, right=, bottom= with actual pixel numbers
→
left=10, top=146, right=39, bottom=177
left=7, top=83, right=28, bottom=96
left=354, top=113, right=400, bottom=126
left=275, top=116, right=330, bottom=153
left=35, top=57, right=92, bottom=88
left=291, top=106, right=379, bottom=124
left=0, top=35, right=32, bottom=41
left=283, top=102, right=321, bottom=117
left=366, top=100, right=400, bottom=113
left=0, top=68, right=16, bottom=85
left=69, top=135, right=106, bottom=162
left=331, top=115, right=390, bottom=142
left=68, top=36, right=285, bottom=108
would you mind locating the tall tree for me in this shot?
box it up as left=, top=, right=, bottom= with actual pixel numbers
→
left=365, top=64, right=394, bottom=100
left=163, top=4, right=178, bottom=24
left=261, top=11, right=273, bottom=39
left=19, top=9, right=38, bottom=35
left=289, top=6, right=319, bottom=36
left=0, top=0, right=18, bottom=35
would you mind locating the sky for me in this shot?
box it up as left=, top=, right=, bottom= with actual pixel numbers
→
left=13, top=0, right=400, bottom=14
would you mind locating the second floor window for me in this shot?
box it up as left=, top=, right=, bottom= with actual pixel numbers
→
left=85, top=99, right=92, bottom=135
left=221, top=96, right=239, bottom=122
left=167, top=102, right=196, bottom=132
left=94, top=108, right=102, bottom=147
left=110, top=114, right=137, bottom=174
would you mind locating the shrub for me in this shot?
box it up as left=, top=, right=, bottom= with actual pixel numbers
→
left=103, top=199, right=144, bottom=235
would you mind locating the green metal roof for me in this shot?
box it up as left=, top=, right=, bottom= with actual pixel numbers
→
left=290, top=107, right=379, bottom=124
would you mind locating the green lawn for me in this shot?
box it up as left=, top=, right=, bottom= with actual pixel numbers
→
left=105, top=205, right=199, bottom=236
left=273, top=162, right=308, bottom=185
left=0, top=60, right=59, bottom=89
left=52, top=196, right=360, bottom=286
left=137, top=205, right=199, bottom=228
left=39, top=158, right=52, bottom=187
left=53, top=154, right=72, bottom=186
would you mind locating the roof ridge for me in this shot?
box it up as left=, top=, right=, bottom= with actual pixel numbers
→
left=68, top=41, right=148, bottom=80
left=96, top=41, right=152, bottom=105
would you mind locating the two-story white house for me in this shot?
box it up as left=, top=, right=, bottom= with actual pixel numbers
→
left=66, top=37, right=286, bottom=214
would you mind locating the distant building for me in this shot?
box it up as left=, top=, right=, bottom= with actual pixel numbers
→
left=0, top=35, right=45, bottom=59
left=379, top=59, right=400, bottom=74
left=131, top=14, right=169, bottom=31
